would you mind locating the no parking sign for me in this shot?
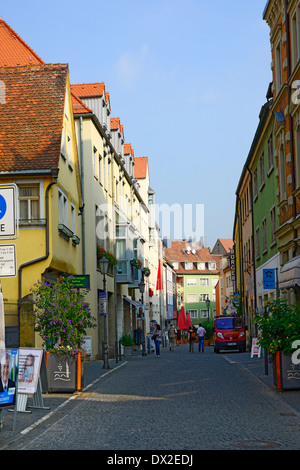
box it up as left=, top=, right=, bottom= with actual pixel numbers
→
left=0, top=184, right=18, bottom=239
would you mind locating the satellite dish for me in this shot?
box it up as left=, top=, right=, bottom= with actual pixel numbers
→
left=192, top=249, right=196, bottom=254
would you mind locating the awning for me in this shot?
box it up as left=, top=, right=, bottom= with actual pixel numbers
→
left=279, top=255, right=300, bottom=290
left=123, top=296, right=142, bottom=308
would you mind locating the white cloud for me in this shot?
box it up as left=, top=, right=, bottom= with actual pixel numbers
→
left=114, top=45, right=149, bottom=88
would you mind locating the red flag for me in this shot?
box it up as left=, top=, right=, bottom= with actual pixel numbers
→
left=156, top=259, right=162, bottom=290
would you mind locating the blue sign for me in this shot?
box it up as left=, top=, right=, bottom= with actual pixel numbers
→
left=263, top=269, right=275, bottom=289
left=0, top=194, right=7, bottom=220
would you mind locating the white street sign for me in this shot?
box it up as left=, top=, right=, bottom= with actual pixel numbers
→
left=0, top=184, right=18, bottom=239
left=0, top=244, right=16, bottom=277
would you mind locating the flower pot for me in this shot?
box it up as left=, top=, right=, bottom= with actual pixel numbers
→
left=46, top=352, right=84, bottom=393
left=273, top=351, right=300, bottom=390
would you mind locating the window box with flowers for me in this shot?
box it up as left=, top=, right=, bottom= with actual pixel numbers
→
left=31, top=276, right=97, bottom=392
left=254, top=298, right=300, bottom=390
left=130, top=258, right=142, bottom=270
left=97, top=246, right=118, bottom=273
left=149, top=288, right=154, bottom=297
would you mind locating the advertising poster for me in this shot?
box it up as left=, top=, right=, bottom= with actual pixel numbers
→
left=0, top=349, right=18, bottom=408
left=18, top=348, right=43, bottom=395
left=98, top=291, right=107, bottom=316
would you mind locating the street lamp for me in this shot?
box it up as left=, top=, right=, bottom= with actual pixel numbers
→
left=98, top=255, right=110, bottom=369
left=206, top=298, right=211, bottom=321
left=139, top=270, right=147, bottom=356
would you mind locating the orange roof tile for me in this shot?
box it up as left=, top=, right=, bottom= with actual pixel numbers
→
left=110, top=117, right=120, bottom=130
left=218, top=239, right=233, bottom=253
left=124, top=143, right=134, bottom=158
left=71, top=92, right=93, bottom=115
left=164, top=240, right=220, bottom=273
left=0, top=64, right=68, bottom=173
left=134, top=157, right=148, bottom=179
left=0, top=18, right=44, bottom=66
left=71, top=82, right=105, bottom=98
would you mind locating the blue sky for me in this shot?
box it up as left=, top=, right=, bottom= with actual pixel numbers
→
left=1, top=0, right=271, bottom=248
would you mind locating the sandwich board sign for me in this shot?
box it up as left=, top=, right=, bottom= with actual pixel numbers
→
left=0, top=184, right=18, bottom=239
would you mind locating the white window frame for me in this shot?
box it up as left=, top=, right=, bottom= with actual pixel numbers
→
left=58, top=188, right=68, bottom=227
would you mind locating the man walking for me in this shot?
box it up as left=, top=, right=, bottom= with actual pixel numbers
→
left=197, top=323, right=206, bottom=352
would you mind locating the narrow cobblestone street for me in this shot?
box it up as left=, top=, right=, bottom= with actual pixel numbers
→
left=1, top=343, right=300, bottom=452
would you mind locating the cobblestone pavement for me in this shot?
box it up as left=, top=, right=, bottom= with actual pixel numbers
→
left=1, top=343, right=300, bottom=451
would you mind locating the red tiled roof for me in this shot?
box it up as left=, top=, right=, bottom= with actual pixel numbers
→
left=164, top=240, right=220, bottom=273
left=110, top=117, right=120, bottom=130
left=0, top=18, right=44, bottom=66
left=71, top=82, right=105, bottom=98
left=134, top=157, right=148, bottom=179
left=0, top=64, right=68, bottom=173
left=71, top=92, right=93, bottom=115
left=218, top=239, right=233, bottom=253
left=124, top=143, right=134, bottom=158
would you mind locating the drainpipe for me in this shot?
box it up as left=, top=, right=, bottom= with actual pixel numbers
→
left=17, top=172, right=58, bottom=345
left=246, top=166, right=257, bottom=332
left=79, top=117, right=86, bottom=274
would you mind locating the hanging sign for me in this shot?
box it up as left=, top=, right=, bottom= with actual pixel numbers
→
left=263, top=268, right=275, bottom=289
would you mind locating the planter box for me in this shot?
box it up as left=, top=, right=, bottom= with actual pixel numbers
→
left=273, top=351, right=300, bottom=390
left=46, top=353, right=84, bottom=393
left=123, top=346, right=133, bottom=356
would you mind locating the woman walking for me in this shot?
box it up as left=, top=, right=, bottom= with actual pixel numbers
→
left=153, top=324, right=162, bottom=357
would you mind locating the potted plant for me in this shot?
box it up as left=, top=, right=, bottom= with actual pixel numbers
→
left=130, top=258, right=142, bottom=270
left=254, top=298, right=300, bottom=390
left=201, top=320, right=213, bottom=346
left=31, top=276, right=97, bottom=392
left=142, top=267, right=150, bottom=277
left=120, top=334, right=135, bottom=356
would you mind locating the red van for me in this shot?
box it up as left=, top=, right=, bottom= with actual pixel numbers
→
left=213, top=316, right=246, bottom=353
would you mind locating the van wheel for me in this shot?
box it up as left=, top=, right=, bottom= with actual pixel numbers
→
left=214, top=347, right=219, bottom=353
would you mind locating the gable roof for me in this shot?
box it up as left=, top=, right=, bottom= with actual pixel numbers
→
left=164, top=240, right=220, bottom=273
left=0, top=18, right=44, bottom=66
left=211, top=238, right=233, bottom=255
left=0, top=64, right=68, bottom=173
left=134, top=157, right=148, bottom=179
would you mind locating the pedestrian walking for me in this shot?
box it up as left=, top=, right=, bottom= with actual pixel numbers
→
left=197, top=323, right=206, bottom=352
left=168, top=323, right=176, bottom=351
left=188, top=326, right=195, bottom=353
left=153, top=324, right=162, bottom=357
left=176, top=329, right=181, bottom=346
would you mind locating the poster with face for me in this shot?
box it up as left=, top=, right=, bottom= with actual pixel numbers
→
left=18, top=348, right=43, bottom=395
left=0, top=349, right=18, bottom=408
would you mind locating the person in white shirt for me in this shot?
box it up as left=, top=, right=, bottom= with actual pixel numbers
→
left=197, top=323, right=206, bottom=352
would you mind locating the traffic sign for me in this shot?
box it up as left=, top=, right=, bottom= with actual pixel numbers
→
left=0, top=184, right=18, bottom=239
